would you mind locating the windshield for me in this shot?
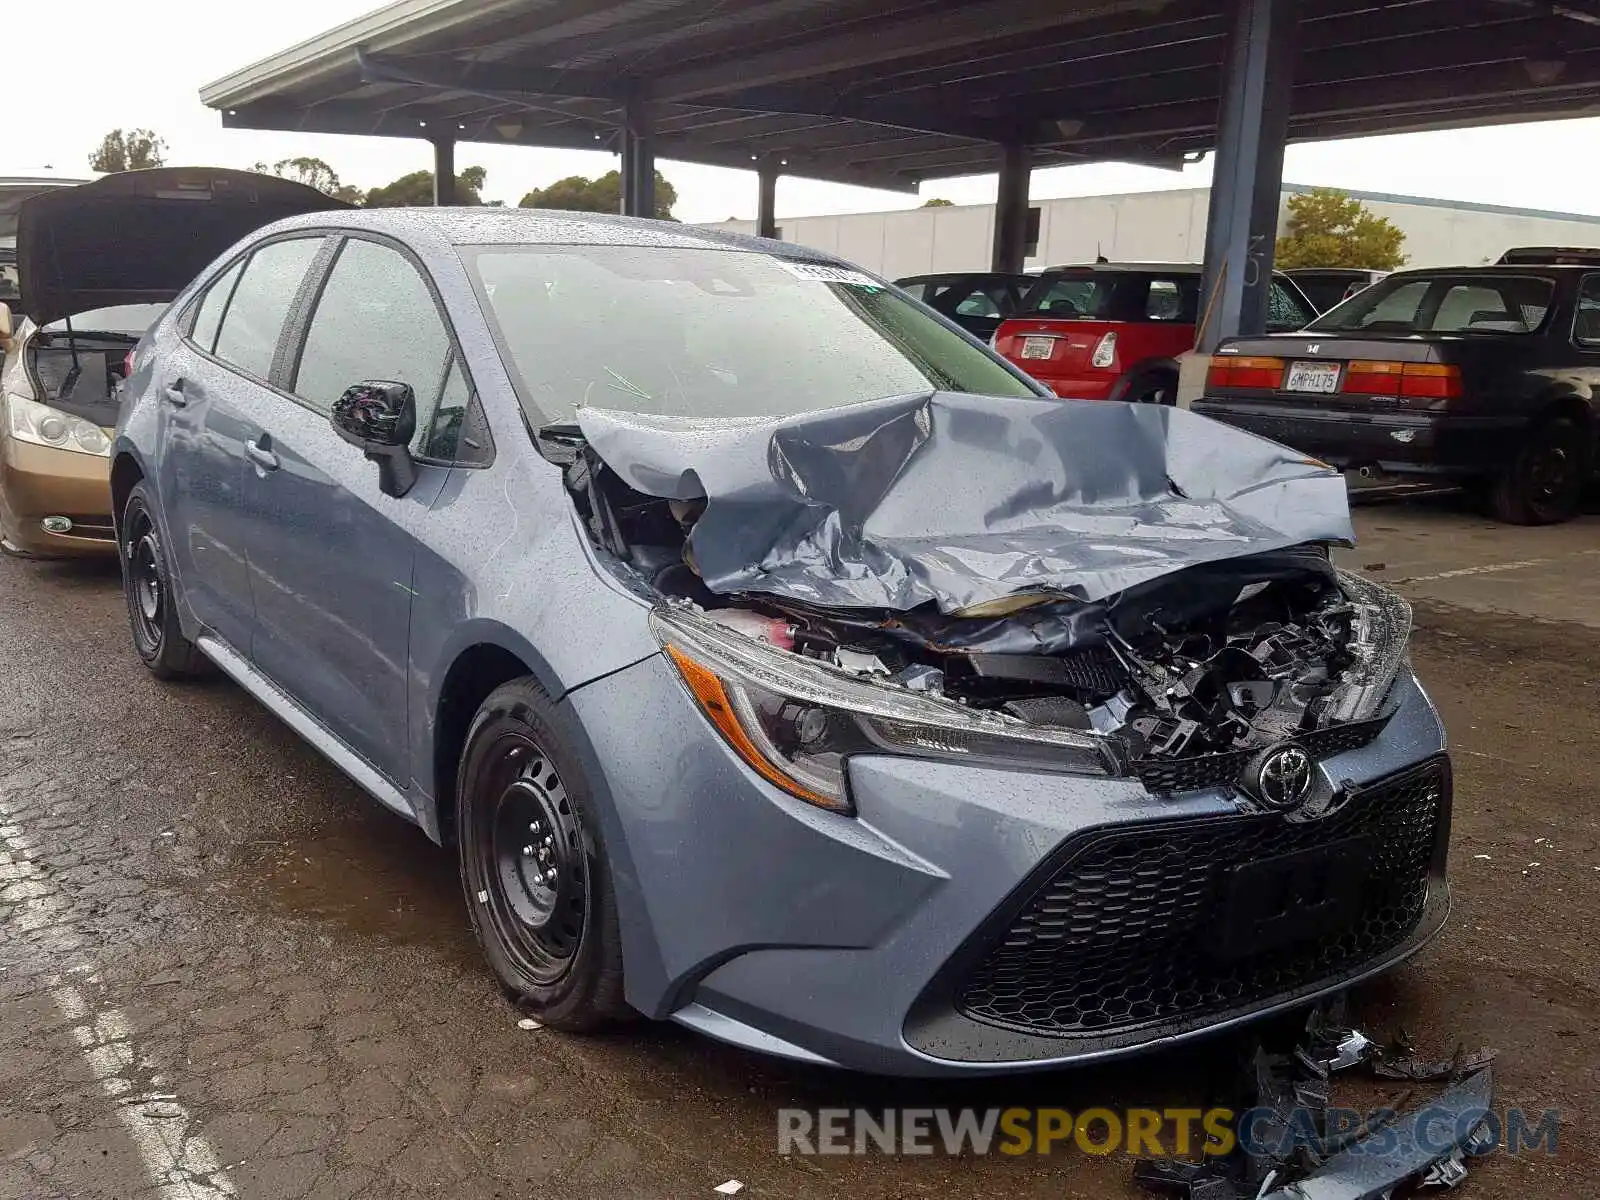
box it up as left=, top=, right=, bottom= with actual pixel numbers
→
left=1308, top=273, right=1555, bottom=336
left=464, top=245, right=1039, bottom=422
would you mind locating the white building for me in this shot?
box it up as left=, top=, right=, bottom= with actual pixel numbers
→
left=703, top=184, right=1600, bottom=278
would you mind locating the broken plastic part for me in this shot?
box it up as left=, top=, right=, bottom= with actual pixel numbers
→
left=1258, top=1067, right=1493, bottom=1199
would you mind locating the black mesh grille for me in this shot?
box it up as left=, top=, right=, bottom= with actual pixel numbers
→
left=957, top=759, right=1446, bottom=1037
left=1132, top=715, right=1390, bottom=794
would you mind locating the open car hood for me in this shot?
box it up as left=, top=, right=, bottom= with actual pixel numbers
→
left=575, top=391, right=1354, bottom=613
left=16, top=168, right=350, bottom=327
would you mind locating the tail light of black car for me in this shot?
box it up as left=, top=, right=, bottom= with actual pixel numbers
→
left=1207, top=355, right=1463, bottom=404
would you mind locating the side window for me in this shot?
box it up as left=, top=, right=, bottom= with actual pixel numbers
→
left=1267, top=281, right=1313, bottom=330
left=212, top=238, right=324, bottom=380
left=1575, top=276, right=1600, bottom=346
left=420, top=357, right=470, bottom=461
left=1145, top=279, right=1180, bottom=320
left=293, top=239, right=452, bottom=459
left=187, top=259, right=245, bottom=353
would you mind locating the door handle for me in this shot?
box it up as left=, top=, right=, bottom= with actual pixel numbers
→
left=163, top=380, right=189, bottom=407
left=245, top=439, right=280, bottom=471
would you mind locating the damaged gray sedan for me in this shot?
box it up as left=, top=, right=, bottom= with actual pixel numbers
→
left=112, top=210, right=1449, bottom=1075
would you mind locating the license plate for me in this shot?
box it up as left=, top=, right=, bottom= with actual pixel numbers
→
left=1020, top=335, right=1056, bottom=360
left=1211, top=837, right=1372, bottom=959
left=1285, top=361, right=1341, bottom=393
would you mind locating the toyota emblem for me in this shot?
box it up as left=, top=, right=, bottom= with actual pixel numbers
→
left=1251, top=745, right=1314, bottom=810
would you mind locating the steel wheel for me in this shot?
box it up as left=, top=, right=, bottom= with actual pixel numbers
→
left=479, top=733, right=588, bottom=985
left=125, top=507, right=165, bottom=656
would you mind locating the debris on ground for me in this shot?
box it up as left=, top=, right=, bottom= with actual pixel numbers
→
left=1132, top=995, right=1498, bottom=1200
left=713, top=1181, right=745, bottom=1195
left=516, top=1017, right=543, bottom=1030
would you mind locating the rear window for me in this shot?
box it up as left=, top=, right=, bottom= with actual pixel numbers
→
left=1021, top=273, right=1120, bottom=319
left=1020, top=271, right=1203, bottom=324
left=1308, top=273, right=1555, bottom=336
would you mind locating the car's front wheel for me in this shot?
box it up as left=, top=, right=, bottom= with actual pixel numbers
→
left=120, top=482, right=211, bottom=679
left=457, top=677, right=630, bottom=1030
left=1487, top=417, right=1588, bottom=525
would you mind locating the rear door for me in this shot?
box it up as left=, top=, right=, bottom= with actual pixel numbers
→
left=155, top=235, right=327, bottom=654
left=238, top=233, right=458, bottom=785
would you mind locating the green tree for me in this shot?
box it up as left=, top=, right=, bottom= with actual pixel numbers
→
left=364, top=165, right=488, bottom=207
left=251, top=156, right=363, bottom=203
left=921, top=197, right=954, bottom=207
left=89, top=128, right=168, bottom=173
left=518, top=169, right=677, bottom=220
left=1275, top=188, right=1407, bottom=270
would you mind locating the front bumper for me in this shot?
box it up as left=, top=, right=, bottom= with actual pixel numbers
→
left=1190, top=398, right=1524, bottom=477
left=0, top=436, right=115, bottom=557
left=567, top=656, right=1450, bottom=1076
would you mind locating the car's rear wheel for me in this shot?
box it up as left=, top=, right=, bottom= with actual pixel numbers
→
left=120, top=483, right=211, bottom=679
left=457, top=677, right=630, bottom=1030
left=1487, top=417, right=1587, bottom=525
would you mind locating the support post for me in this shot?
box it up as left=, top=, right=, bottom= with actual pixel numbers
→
left=620, top=92, right=656, bottom=218
left=431, top=137, right=456, bottom=206
left=757, top=162, right=780, bottom=240
left=1197, top=0, right=1298, bottom=351
left=990, top=142, right=1032, bottom=274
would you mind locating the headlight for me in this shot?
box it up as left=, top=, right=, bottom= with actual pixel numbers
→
left=5, top=393, right=111, bottom=457
left=650, top=605, right=1112, bottom=814
left=1330, top=570, right=1412, bottom=722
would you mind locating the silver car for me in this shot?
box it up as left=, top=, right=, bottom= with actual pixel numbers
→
left=111, top=208, right=1450, bottom=1075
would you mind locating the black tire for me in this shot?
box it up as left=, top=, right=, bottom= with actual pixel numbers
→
left=120, top=482, right=211, bottom=679
left=456, top=677, right=630, bottom=1031
left=1119, top=371, right=1178, bottom=406
left=1487, top=417, right=1588, bottom=525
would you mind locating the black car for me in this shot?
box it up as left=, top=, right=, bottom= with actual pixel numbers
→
left=1284, top=267, right=1388, bottom=313
left=1195, top=263, right=1600, bottom=524
left=895, top=272, right=1034, bottom=340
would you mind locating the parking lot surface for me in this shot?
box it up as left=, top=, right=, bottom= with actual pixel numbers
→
left=1, top=497, right=1597, bottom=1200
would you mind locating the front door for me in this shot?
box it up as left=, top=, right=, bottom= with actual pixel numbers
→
left=156, top=237, right=325, bottom=654
left=238, top=235, right=460, bottom=786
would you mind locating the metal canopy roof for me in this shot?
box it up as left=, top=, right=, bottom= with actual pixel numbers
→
left=201, top=0, right=1600, bottom=194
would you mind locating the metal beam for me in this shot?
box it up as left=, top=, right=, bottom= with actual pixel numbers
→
left=1198, top=0, right=1298, bottom=351
left=358, top=48, right=623, bottom=101
left=431, top=135, right=456, bottom=204
left=653, top=0, right=1141, bottom=102
left=990, top=143, right=1032, bottom=274
left=757, top=162, right=779, bottom=240
left=620, top=90, right=656, bottom=218
left=220, top=103, right=920, bottom=193
left=364, top=51, right=1010, bottom=143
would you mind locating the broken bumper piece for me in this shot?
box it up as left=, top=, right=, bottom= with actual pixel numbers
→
left=1261, top=1066, right=1494, bottom=1199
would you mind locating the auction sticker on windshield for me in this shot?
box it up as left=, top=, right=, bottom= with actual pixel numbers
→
left=775, top=260, right=880, bottom=287
left=1286, top=361, right=1340, bottom=393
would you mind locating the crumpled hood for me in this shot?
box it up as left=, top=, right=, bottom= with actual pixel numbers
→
left=576, top=391, right=1353, bottom=613
left=17, top=168, right=349, bottom=326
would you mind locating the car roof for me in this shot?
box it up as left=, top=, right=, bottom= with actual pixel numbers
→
left=266, top=206, right=843, bottom=260
left=1039, top=261, right=1202, bottom=275
left=897, top=271, right=1035, bottom=283
left=1381, top=264, right=1582, bottom=279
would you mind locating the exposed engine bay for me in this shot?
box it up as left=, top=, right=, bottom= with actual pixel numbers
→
left=559, top=434, right=1390, bottom=772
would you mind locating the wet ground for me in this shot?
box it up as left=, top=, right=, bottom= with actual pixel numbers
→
left=1, top=495, right=1596, bottom=1199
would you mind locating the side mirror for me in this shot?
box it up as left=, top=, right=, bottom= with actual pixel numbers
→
left=332, top=380, right=418, bottom=498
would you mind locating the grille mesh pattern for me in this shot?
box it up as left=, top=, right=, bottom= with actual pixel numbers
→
left=958, top=761, right=1445, bottom=1037
left=1132, top=715, right=1390, bottom=794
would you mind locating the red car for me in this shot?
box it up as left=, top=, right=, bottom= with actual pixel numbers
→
left=993, top=263, right=1316, bottom=404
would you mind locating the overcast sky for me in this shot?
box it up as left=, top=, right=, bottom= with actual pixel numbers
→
left=14, top=1, right=1600, bottom=224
